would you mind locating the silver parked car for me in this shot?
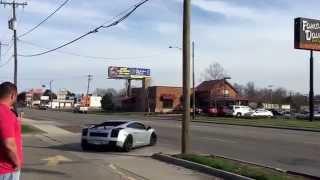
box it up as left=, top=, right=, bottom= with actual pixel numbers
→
left=81, top=121, right=157, bottom=152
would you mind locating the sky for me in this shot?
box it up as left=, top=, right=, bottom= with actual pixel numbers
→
left=0, top=0, right=320, bottom=94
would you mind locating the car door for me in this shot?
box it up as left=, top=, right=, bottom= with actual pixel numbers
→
left=134, top=123, right=150, bottom=145
left=127, top=123, right=147, bottom=146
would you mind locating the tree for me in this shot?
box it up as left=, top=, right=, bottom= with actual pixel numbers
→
left=201, top=62, right=229, bottom=81
left=244, top=82, right=257, bottom=100
left=43, top=89, right=57, bottom=100
left=233, top=83, right=245, bottom=97
left=17, top=92, right=27, bottom=107
left=272, top=88, right=287, bottom=104
left=94, top=88, right=117, bottom=97
left=101, top=93, right=115, bottom=112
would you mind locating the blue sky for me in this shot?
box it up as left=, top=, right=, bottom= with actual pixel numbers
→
left=0, top=0, right=320, bottom=94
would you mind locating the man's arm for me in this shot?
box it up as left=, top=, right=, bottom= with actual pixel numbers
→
left=3, top=138, right=20, bottom=170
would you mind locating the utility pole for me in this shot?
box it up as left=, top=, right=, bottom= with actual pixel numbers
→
left=85, top=74, right=93, bottom=107
left=1, top=0, right=28, bottom=86
left=182, top=0, right=191, bottom=154
left=87, top=74, right=93, bottom=96
left=309, top=50, right=314, bottom=122
left=49, top=80, right=53, bottom=109
left=192, top=41, right=196, bottom=120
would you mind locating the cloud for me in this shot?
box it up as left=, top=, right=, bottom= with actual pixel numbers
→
left=25, top=0, right=104, bottom=19
left=191, top=0, right=262, bottom=20
left=154, top=22, right=181, bottom=35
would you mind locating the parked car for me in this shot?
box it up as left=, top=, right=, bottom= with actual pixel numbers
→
left=205, top=107, right=218, bottom=116
left=38, top=104, right=48, bottom=110
left=282, top=111, right=293, bottom=119
left=73, top=106, right=89, bottom=114
left=81, top=121, right=157, bottom=152
left=226, top=105, right=252, bottom=117
left=215, top=106, right=232, bottom=116
left=268, top=109, right=283, bottom=116
left=245, top=109, right=274, bottom=117
left=295, top=111, right=320, bottom=119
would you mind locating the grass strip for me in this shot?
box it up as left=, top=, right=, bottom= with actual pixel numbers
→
left=175, top=154, right=309, bottom=180
left=197, top=117, right=320, bottom=131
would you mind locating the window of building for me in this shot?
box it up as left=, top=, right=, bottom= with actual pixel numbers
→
left=163, top=100, right=173, bottom=109
left=223, top=90, right=229, bottom=97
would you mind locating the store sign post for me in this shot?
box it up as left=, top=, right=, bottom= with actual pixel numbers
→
left=294, top=17, right=319, bottom=121
left=295, top=17, right=320, bottom=50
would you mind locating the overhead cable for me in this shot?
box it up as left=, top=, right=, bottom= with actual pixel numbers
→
left=19, top=0, right=71, bottom=38
left=19, top=0, right=150, bottom=57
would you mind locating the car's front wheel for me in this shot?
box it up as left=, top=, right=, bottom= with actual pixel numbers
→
left=81, top=140, right=92, bottom=151
left=149, top=133, right=157, bottom=146
left=122, top=135, right=133, bottom=152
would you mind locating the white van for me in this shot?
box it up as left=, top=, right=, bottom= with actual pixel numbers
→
left=227, top=105, right=252, bottom=117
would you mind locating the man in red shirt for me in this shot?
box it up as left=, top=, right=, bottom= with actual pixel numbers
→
left=0, top=82, right=22, bottom=180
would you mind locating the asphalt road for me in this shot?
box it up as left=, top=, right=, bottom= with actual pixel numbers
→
left=23, top=109, right=320, bottom=177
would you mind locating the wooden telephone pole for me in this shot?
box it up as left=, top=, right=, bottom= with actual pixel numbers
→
left=0, top=0, right=28, bottom=86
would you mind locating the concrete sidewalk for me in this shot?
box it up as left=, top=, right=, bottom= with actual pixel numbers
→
left=22, top=118, right=220, bottom=180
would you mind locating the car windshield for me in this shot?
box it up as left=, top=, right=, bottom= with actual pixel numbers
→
left=93, top=121, right=127, bottom=128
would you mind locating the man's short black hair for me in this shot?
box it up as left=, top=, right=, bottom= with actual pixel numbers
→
left=0, top=82, right=17, bottom=99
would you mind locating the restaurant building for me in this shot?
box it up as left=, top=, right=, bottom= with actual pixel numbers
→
left=196, top=79, right=248, bottom=110
left=122, top=79, right=247, bottom=113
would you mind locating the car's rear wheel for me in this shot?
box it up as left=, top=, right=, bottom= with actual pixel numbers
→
left=236, top=113, right=241, bottom=117
left=122, top=135, right=133, bottom=152
left=149, top=133, right=157, bottom=146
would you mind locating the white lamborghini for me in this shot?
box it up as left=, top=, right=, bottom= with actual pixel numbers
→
left=81, top=121, right=157, bottom=152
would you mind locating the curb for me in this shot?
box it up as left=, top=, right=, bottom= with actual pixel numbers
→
left=152, top=153, right=254, bottom=180
left=193, top=120, right=320, bottom=133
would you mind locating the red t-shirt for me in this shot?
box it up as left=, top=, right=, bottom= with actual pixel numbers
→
left=0, top=104, right=23, bottom=175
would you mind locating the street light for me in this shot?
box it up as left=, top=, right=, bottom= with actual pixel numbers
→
left=50, top=80, right=53, bottom=109
left=169, top=42, right=196, bottom=120
left=268, top=85, right=274, bottom=108
left=169, top=46, right=182, bottom=50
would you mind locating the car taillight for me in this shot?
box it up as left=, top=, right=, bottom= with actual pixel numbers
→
left=82, top=128, right=88, bottom=136
left=111, top=128, right=123, bottom=137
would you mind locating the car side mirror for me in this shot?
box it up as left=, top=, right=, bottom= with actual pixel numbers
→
left=147, top=126, right=152, bottom=130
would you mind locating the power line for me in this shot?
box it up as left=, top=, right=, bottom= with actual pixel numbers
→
left=19, top=0, right=71, bottom=38
left=1, top=38, right=14, bottom=59
left=18, top=39, right=164, bottom=60
left=0, top=55, right=13, bottom=68
left=18, top=0, right=150, bottom=57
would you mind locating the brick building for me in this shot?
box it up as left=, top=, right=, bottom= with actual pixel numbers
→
left=196, top=79, right=248, bottom=110
left=148, top=86, right=182, bottom=113
left=122, top=86, right=183, bottom=113
left=121, top=80, right=247, bottom=113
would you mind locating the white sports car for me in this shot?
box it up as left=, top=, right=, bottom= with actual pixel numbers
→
left=81, top=121, right=157, bottom=152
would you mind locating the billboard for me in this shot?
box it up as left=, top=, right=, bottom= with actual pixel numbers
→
left=295, top=17, right=320, bottom=51
left=108, top=66, right=151, bottom=79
